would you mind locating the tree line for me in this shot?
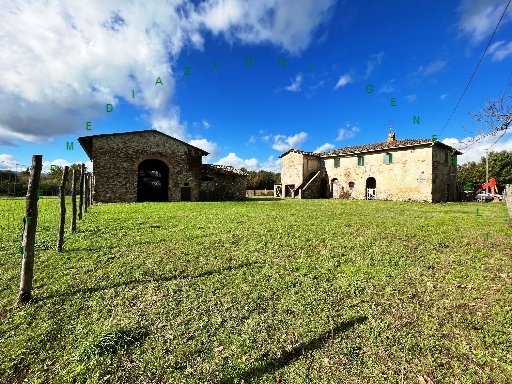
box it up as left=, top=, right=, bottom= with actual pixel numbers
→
left=240, top=169, right=281, bottom=191
left=0, top=164, right=84, bottom=196
left=457, top=150, right=512, bottom=193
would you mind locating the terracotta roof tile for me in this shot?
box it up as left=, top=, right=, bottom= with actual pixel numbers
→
left=203, top=164, right=248, bottom=176
left=280, top=138, right=462, bottom=158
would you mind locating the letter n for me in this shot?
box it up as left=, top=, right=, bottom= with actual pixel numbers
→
left=413, top=116, right=420, bottom=124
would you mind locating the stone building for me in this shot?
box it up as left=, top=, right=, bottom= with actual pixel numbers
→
left=78, top=130, right=247, bottom=203
left=277, top=132, right=462, bottom=203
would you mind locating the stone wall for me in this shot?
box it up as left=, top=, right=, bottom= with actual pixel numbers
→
left=301, top=170, right=328, bottom=199
left=199, top=173, right=247, bottom=201
left=280, top=152, right=306, bottom=189
left=505, top=184, right=512, bottom=217
left=89, top=131, right=204, bottom=203
left=323, top=146, right=433, bottom=201
left=431, top=144, right=458, bottom=203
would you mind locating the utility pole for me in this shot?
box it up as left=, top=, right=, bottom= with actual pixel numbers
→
left=14, top=163, right=18, bottom=196
left=485, top=149, right=489, bottom=194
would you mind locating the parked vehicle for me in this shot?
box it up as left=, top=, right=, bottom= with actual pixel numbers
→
left=475, top=193, right=494, bottom=202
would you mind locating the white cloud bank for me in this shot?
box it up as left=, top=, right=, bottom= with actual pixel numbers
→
left=457, top=0, right=512, bottom=44
left=216, top=153, right=280, bottom=172
left=442, top=130, right=512, bottom=164
left=313, top=143, right=335, bottom=153
left=0, top=0, right=336, bottom=145
left=272, top=132, right=308, bottom=151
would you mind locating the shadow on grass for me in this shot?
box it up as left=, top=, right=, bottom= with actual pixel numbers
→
left=243, top=197, right=281, bottom=202
left=33, top=261, right=259, bottom=303
left=220, top=315, right=368, bottom=383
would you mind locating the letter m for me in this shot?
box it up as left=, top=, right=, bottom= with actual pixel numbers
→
left=66, top=141, right=74, bottom=150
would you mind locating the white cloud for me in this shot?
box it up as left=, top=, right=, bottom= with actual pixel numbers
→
left=272, top=132, right=308, bottom=151
left=216, top=153, right=280, bottom=172
left=313, top=143, right=335, bottom=153
left=193, top=119, right=211, bottom=129
left=365, top=52, right=384, bottom=78
left=189, top=138, right=219, bottom=162
left=196, top=0, right=336, bottom=54
left=285, top=73, right=303, bottom=92
left=457, top=0, right=512, bottom=44
left=405, top=94, right=417, bottom=102
left=336, top=124, right=359, bottom=141
left=334, top=73, right=352, bottom=90
left=440, top=93, right=449, bottom=100
left=0, top=154, right=20, bottom=170
left=417, top=60, right=446, bottom=76
left=379, top=79, right=397, bottom=93
left=41, top=159, right=71, bottom=174
left=216, top=152, right=259, bottom=170
left=442, top=130, right=512, bottom=164
left=488, top=40, right=512, bottom=61
left=0, top=0, right=335, bottom=145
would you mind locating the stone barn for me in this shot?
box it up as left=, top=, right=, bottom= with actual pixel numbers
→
left=278, top=132, right=462, bottom=203
left=78, top=130, right=247, bottom=203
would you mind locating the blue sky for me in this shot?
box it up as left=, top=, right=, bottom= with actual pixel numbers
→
left=1, top=0, right=511, bottom=173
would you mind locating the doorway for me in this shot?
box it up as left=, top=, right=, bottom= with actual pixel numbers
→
left=332, top=178, right=339, bottom=198
left=366, top=177, right=376, bottom=200
left=181, top=187, right=191, bottom=201
left=320, top=177, right=328, bottom=198
left=137, top=159, right=169, bottom=202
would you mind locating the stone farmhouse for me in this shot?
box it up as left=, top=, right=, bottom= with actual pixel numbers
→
left=277, top=132, right=462, bottom=203
left=78, top=130, right=247, bottom=203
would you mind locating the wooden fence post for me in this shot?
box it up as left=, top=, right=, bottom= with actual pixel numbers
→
left=71, top=169, right=77, bottom=232
left=18, top=155, right=42, bottom=303
left=89, top=173, right=94, bottom=206
left=57, top=166, right=69, bottom=252
left=84, top=173, right=88, bottom=213
left=79, top=163, right=85, bottom=220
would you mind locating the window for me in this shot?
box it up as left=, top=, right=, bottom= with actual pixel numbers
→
left=334, top=158, right=340, bottom=168
left=357, top=156, right=364, bottom=166
left=384, top=152, right=393, bottom=164
left=348, top=181, right=355, bottom=189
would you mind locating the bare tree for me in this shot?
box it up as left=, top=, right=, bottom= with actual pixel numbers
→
left=461, top=94, right=512, bottom=149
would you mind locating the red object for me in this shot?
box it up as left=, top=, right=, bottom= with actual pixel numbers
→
left=488, top=178, right=496, bottom=188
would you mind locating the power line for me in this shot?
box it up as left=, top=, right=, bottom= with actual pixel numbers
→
left=439, top=0, right=511, bottom=136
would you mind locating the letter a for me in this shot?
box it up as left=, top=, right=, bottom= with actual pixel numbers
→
left=155, top=77, right=163, bottom=85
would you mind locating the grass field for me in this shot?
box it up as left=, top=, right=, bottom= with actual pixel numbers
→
left=1, top=197, right=511, bottom=383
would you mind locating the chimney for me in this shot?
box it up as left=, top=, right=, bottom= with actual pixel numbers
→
left=387, top=131, right=396, bottom=143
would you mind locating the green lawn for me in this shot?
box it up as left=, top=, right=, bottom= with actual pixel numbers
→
left=0, top=197, right=511, bottom=383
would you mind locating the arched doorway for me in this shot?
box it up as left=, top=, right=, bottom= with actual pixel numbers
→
left=365, top=177, right=376, bottom=200
left=332, top=178, right=339, bottom=198
left=320, top=177, right=328, bottom=198
left=137, top=159, right=169, bottom=202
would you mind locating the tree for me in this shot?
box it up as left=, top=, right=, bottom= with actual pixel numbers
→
left=457, top=150, right=512, bottom=193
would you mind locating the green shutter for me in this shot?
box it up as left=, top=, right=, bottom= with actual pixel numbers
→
left=334, top=158, right=340, bottom=168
